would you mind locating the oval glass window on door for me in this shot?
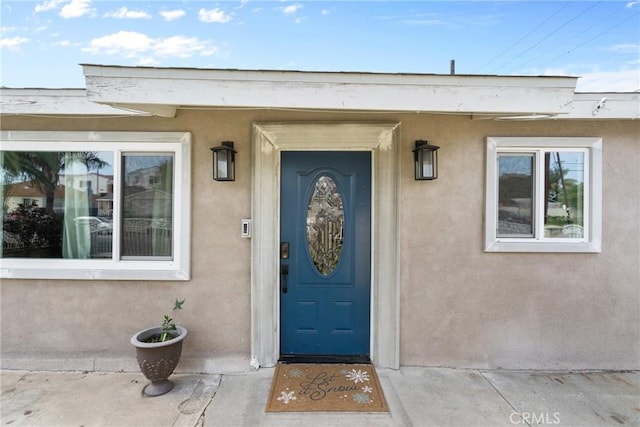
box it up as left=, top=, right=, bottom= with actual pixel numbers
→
left=306, top=175, right=344, bottom=276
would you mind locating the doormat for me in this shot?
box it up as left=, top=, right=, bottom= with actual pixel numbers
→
left=265, top=363, right=388, bottom=413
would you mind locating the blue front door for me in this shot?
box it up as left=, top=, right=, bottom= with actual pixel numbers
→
left=280, top=151, right=371, bottom=356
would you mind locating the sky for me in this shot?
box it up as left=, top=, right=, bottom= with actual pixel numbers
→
left=1, top=0, right=639, bottom=92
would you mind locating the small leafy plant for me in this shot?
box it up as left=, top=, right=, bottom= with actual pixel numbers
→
left=146, top=299, right=185, bottom=343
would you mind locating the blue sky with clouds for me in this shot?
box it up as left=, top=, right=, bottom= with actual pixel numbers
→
left=1, top=1, right=639, bottom=91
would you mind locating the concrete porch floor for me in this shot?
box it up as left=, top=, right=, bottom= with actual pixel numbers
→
left=1, top=367, right=638, bottom=426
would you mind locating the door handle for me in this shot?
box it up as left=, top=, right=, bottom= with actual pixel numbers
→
left=281, top=264, right=289, bottom=294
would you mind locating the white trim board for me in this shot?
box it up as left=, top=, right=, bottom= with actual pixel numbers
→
left=250, top=122, right=401, bottom=369
left=82, top=65, right=578, bottom=117
left=6, top=67, right=638, bottom=119
left=0, top=89, right=146, bottom=116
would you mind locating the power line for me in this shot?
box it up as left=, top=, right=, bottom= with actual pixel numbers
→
left=474, top=1, right=573, bottom=73
left=508, top=4, right=624, bottom=72
left=487, top=1, right=602, bottom=74
left=535, top=11, right=640, bottom=70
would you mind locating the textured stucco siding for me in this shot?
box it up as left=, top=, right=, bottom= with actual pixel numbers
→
left=1, top=111, right=638, bottom=371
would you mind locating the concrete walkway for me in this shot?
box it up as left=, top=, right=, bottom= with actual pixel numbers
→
left=1, top=368, right=638, bottom=426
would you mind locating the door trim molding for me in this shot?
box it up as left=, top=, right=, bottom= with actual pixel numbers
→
left=250, top=122, right=401, bottom=369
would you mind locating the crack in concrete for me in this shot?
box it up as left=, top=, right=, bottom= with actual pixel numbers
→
left=478, top=370, right=532, bottom=427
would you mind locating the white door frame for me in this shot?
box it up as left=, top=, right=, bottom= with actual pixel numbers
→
left=250, top=122, right=401, bottom=369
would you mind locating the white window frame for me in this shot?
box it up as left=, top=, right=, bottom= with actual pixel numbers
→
left=485, top=137, right=602, bottom=253
left=1, top=131, right=191, bottom=280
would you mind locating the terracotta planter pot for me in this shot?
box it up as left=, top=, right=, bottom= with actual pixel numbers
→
left=130, top=326, right=188, bottom=396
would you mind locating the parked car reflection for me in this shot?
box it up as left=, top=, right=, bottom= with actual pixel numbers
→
left=74, top=216, right=113, bottom=232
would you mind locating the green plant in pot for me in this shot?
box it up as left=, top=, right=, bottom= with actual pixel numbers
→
left=130, top=299, right=188, bottom=397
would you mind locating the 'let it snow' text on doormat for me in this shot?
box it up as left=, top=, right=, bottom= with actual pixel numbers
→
left=265, top=363, right=388, bottom=412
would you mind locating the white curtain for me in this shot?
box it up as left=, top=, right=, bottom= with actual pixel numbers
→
left=62, top=156, right=91, bottom=259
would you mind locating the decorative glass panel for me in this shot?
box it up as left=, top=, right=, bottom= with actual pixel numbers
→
left=306, top=175, right=344, bottom=275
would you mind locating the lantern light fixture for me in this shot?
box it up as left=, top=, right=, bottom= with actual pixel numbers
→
left=413, top=140, right=440, bottom=180
left=211, top=141, right=237, bottom=181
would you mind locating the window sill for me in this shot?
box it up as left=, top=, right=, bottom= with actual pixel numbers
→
left=1, top=262, right=190, bottom=281
left=485, top=240, right=601, bottom=253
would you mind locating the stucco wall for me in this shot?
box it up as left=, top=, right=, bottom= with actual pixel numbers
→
left=399, top=116, right=639, bottom=370
left=1, top=111, right=638, bottom=371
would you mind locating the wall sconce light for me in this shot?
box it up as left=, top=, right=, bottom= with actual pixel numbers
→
left=210, top=141, right=237, bottom=181
left=413, top=140, right=440, bottom=180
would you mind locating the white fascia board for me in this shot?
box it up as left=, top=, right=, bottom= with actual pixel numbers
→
left=0, top=88, right=145, bottom=116
left=82, top=65, right=578, bottom=115
left=473, top=92, right=640, bottom=120
left=564, top=92, right=640, bottom=119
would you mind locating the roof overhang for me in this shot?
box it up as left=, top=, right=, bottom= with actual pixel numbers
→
left=81, top=64, right=578, bottom=118
left=3, top=66, right=637, bottom=120
left=474, top=92, right=640, bottom=120
left=0, top=88, right=146, bottom=116
left=565, top=92, right=640, bottom=119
